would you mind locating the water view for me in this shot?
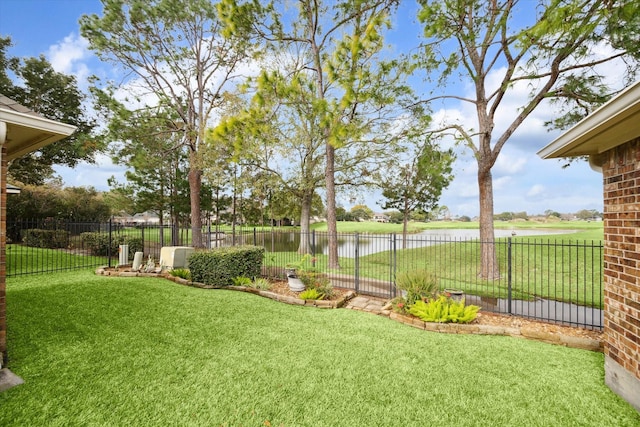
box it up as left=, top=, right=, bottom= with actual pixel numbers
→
left=225, top=228, right=579, bottom=258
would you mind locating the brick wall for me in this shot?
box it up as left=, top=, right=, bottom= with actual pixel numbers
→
left=602, top=137, right=640, bottom=410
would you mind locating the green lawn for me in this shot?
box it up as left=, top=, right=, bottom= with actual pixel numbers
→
left=1, top=271, right=637, bottom=426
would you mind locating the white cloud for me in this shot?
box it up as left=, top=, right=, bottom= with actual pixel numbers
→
left=526, top=184, right=545, bottom=197
left=494, top=153, right=527, bottom=175
left=47, top=33, right=91, bottom=86
left=493, top=176, right=512, bottom=191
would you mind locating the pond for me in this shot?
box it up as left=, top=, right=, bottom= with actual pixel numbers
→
left=222, top=228, right=579, bottom=258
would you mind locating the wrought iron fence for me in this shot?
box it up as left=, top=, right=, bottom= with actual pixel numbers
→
left=6, top=221, right=603, bottom=329
left=233, top=228, right=604, bottom=330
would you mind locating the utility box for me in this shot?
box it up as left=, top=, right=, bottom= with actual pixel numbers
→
left=159, top=246, right=194, bottom=270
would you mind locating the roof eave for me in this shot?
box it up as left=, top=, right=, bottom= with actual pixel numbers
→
left=0, top=108, right=77, bottom=161
left=537, top=81, right=640, bottom=159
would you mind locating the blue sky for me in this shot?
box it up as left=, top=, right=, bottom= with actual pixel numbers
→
left=0, top=0, right=607, bottom=217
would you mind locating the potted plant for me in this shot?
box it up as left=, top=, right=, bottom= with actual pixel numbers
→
left=285, top=254, right=313, bottom=292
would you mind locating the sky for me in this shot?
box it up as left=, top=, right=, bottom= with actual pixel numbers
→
left=0, top=0, right=611, bottom=218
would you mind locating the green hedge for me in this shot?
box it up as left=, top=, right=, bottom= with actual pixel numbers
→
left=188, top=245, right=264, bottom=286
left=80, top=232, right=143, bottom=259
left=22, top=229, right=70, bottom=249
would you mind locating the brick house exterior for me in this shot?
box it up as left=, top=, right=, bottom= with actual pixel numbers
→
left=539, top=81, right=640, bottom=411
left=0, top=95, right=75, bottom=373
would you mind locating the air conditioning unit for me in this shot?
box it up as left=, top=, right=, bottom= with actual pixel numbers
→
left=159, top=246, right=194, bottom=270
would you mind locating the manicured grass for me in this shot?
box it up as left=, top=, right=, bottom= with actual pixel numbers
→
left=2, top=271, right=638, bottom=426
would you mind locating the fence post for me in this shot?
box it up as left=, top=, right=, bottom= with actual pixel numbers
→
left=355, top=232, right=360, bottom=293
left=311, top=230, right=316, bottom=268
left=391, top=233, right=397, bottom=298
left=108, top=218, right=112, bottom=268
left=253, top=227, right=257, bottom=246
left=141, top=225, right=145, bottom=257
left=507, top=237, right=512, bottom=314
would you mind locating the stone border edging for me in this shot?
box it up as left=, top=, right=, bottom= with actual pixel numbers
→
left=386, top=311, right=603, bottom=352
left=95, top=266, right=356, bottom=309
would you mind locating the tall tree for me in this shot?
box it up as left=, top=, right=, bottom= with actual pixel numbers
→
left=224, top=0, right=420, bottom=267
left=379, top=141, right=454, bottom=247
left=0, top=37, right=98, bottom=184
left=81, top=0, right=257, bottom=247
left=93, top=93, right=191, bottom=230
left=416, top=0, right=639, bottom=279
left=211, top=66, right=328, bottom=253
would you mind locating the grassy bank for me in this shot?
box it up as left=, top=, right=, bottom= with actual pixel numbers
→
left=2, top=271, right=637, bottom=426
left=308, top=219, right=604, bottom=235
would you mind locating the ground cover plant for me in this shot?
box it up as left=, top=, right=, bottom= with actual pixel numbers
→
left=2, top=270, right=638, bottom=426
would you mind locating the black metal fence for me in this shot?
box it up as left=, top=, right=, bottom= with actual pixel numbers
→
left=6, top=220, right=604, bottom=329
left=234, top=229, right=604, bottom=330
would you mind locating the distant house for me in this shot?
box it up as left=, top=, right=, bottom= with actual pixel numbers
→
left=538, top=81, right=640, bottom=412
left=0, top=95, right=76, bottom=383
left=113, top=211, right=162, bottom=226
left=372, top=213, right=390, bottom=223
left=131, top=211, right=161, bottom=225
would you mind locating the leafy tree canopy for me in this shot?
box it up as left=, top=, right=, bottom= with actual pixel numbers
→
left=0, top=36, right=99, bottom=185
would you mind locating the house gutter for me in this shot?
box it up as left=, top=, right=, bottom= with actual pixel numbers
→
left=0, top=121, right=6, bottom=146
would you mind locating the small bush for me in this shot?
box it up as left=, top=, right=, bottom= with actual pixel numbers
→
left=390, top=296, right=409, bottom=314
left=298, top=270, right=334, bottom=299
left=80, top=232, right=143, bottom=259
left=170, top=268, right=191, bottom=280
left=408, top=295, right=480, bottom=324
left=396, top=269, right=439, bottom=305
left=231, top=276, right=252, bottom=286
left=299, top=288, right=324, bottom=300
left=188, top=245, right=264, bottom=286
left=251, top=278, right=271, bottom=290
left=22, top=229, right=69, bottom=249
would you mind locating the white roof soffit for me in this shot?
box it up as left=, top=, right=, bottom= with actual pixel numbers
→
left=537, top=81, right=640, bottom=159
left=0, top=108, right=77, bottom=161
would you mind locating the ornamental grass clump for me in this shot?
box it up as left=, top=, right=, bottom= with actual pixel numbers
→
left=169, top=268, right=191, bottom=280
left=251, top=277, right=271, bottom=290
left=396, top=269, right=439, bottom=305
left=409, top=294, right=480, bottom=324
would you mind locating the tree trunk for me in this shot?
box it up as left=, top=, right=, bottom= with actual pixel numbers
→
left=478, top=164, right=499, bottom=280
left=297, top=191, right=313, bottom=254
left=325, top=143, right=340, bottom=269
left=188, top=151, right=204, bottom=248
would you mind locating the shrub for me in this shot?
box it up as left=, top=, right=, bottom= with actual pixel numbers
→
left=80, top=232, right=143, bottom=259
left=390, top=296, right=409, bottom=314
left=188, top=245, right=264, bottom=286
left=408, top=295, right=480, bottom=324
left=298, top=270, right=334, bottom=299
left=22, top=229, right=69, bottom=249
left=170, top=268, right=191, bottom=280
left=396, top=269, right=439, bottom=305
left=299, top=288, right=324, bottom=300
